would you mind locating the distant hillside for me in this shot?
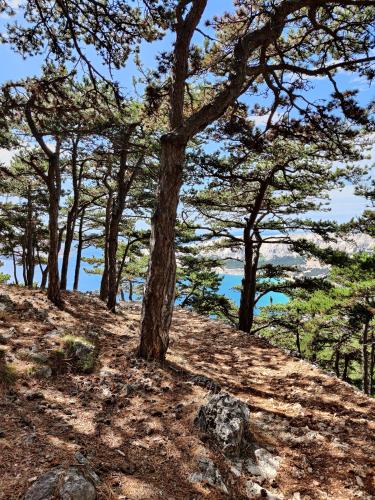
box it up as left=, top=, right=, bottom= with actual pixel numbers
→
left=201, top=233, right=374, bottom=275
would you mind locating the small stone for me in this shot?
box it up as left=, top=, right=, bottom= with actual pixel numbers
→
left=75, top=452, right=89, bottom=466
left=0, top=333, right=9, bottom=344
left=150, top=408, right=163, bottom=417
left=32, top=366, right=52, bottom=379
left=119, top=463, right=136, bottom=475
left=26, top=391, right=44, bottom=401
left=356, top=476, right=364, bottom=487
left=246, top=480, right=282, bottom=500
left=189, top=457, right=228, bottom=494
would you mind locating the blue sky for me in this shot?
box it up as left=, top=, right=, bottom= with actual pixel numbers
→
left=0, top=1, right=374, bottom=223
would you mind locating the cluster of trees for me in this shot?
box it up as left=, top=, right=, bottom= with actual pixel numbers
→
left=260, top=251, right=375, bottom=394
left=0, top=1, right=374, bottom=379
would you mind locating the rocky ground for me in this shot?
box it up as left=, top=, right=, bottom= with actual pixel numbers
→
left=0, top=285, right=374, bottom=499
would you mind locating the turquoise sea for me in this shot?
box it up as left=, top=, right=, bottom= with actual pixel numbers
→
left=0, top=254, right=288, bottom=313
left=218, top=273, right=288, bottom=310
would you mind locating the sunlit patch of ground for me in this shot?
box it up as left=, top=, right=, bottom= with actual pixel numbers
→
left=0, top=285, right=374, bottom=499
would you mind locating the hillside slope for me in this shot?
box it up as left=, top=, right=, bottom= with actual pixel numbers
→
left=0, top=285, right=374, bottom=499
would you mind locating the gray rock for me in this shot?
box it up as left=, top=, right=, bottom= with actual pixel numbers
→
left=32, top=366, right=52, bottom=379
left=30, top=349, right=49, bottom=364
left=189, top=457, right=228, bottom=494
left=0, top=293, right=12, bottom=300
left=35, top=309, right=48, bottom=321
left=0, top=294, right=14, bottom=312
left=253, top=448, right=282, bottom=480
left=195, top=392, right=250, bottom=456
left=24, top=466, right=97, bottom=500
left=0, top=333, right=10, bottom=343
left=245, top=480, right=283, bottom=499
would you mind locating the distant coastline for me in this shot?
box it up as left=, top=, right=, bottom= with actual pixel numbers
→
left=217, top=267, right=243, bottom=276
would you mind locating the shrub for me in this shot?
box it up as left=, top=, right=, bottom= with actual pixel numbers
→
left=61, top=335, right=97, bottom=373
left=0, top=349, right=16, bottom=384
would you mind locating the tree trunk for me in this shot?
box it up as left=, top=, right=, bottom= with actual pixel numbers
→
left=106, top=213, right=120, bottom=312
left=362, top=320, right=370, bottom=395
left=106, top=130, right=138, bottom=312
left=129, top=281, right=133, bottom=302
left=47, top=155, right=62, bottom=306
left=238, top=243, right=254, bottom=332
left=334, top=349, right=340, bottom=377
left=73, top=208, right=85, bottom=291
left=25, top=185, right=35, bottom=288
left=342, top=354, right=350, bottom=382
left=238, top=232, right=260, bottom=333
left=120, top=288, right=125, bottom=301
left=11, top=250, right=18, bottom=285
left=138, top=137, right=185, bottom=361
left=116, top=240, right=133, bottom=294
left=22, top=245, right=27, bottom=285
left=37, top=245, right=48, bottom=290
left=100, top=192, right=112, bottom=302
left=370, top=328, right=374, bottom=396
left=61, top=138, right=80, bottom=290
left=296, top=326, right=302, bottom=357
left=60, top=210, right=76, bottom=290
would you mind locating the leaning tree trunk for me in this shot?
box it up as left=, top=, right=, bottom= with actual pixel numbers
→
left=138, top=138, right=185, bottom=361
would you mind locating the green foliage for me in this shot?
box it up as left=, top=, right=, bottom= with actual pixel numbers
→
left=0, top=273, right=10, bottom=285
left=260, top=252, right=375, bottom=392
left=176, top=253, right=237, bottom=324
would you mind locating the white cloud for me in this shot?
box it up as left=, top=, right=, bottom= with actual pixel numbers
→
left=249, top=113, right=281, bottom=127
left=0, top=148, right=15, bottom=166
left=313, top=185, right=369, bottom=223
